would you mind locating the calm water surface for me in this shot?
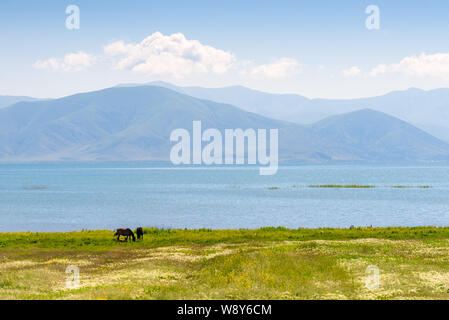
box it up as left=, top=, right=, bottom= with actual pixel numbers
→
left=0, top=162, right=449, bottom=231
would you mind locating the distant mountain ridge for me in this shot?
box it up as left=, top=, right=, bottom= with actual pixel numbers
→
left=118, top=81, right=310, bottom=121
left=1, top=85, right=448, bottom=162
left=310, top=109, right=449, bottom=161
left=0, top=95, right=39, bottom=109
left=124, top=82, right=449, bottom=142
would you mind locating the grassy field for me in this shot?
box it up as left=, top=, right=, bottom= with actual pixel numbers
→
left=2, top=227, right=449, bottom=299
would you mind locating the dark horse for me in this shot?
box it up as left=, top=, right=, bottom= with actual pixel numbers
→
left=136, top=227, right=144, bottom=240
left=114, top=228, right=136, bottom=242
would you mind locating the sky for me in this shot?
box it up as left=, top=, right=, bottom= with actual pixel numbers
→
left=1, top=0, right=449, bottom=99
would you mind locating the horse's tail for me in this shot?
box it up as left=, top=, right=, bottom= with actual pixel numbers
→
left=131, top=231, right=136, bottom=242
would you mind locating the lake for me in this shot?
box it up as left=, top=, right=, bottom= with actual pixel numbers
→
left=0, top=162, right=449, bottom=232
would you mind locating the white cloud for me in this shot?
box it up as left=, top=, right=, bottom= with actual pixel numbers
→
left=32, top=33, right=304, bottom=80
left=393, top=53, right=449, bottom=78
left=369, top=64, right=388, bottom=77
left=370, top=53, right=449, bottom=79
left=34, top=51, right=95, bottom=71
left=251, top=58, right=302, bottom=78
left=342, top=66, right=361, bottom=77
left=103, top=32, right=235, bottom=78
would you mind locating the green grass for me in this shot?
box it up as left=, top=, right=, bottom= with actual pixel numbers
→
left=2, top=227, right=449, bottom=299
left=2, top=227, right=449, bottom=250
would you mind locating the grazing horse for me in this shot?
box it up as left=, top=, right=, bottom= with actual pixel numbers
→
left=136, top=227, right=144, bottom=240
left=114, top=228, right=136, bottom=242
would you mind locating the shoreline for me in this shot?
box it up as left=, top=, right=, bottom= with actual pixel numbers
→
left=1, top=226, right=449, bottom=248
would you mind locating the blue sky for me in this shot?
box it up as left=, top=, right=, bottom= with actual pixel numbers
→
left=1, top=0, right=449, bottom=98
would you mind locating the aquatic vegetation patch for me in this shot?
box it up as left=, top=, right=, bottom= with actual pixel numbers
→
left=391, top=185, right=431, bottom=189
left=308, top=185, right=432, bottom=189
left=309, top=185, right=376, bottom=188
left=22, top=186, right=47, bottom=190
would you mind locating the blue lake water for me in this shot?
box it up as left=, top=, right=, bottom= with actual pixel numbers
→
left=1, top=162, right=449, bottom=232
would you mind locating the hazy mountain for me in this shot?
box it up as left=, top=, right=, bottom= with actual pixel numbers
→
left=0, top=86, right=337, bottom=161
left=0, top=95, right=39, bottom=109
left=0, top=86, right=448, bottom=162
left=310, top=109, right=449, bottom=161
left=306, top=88, right=449, bottom=142
left=118, top=81, right=310, bottom=122
left=127, top=82, right=449, bottom=142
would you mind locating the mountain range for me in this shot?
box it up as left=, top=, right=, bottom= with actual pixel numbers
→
left=1, top=85, right=448, bottom=162
left=131, top=82, right=449, bottom=142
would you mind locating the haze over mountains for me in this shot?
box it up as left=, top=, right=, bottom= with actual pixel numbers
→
left=309, top=109, right=449, bottom=161
left=1, top=85, right=449, bottom=162
left=0, top=96, right=39, bottom=109
left=133, top=82, right=449, bottom=142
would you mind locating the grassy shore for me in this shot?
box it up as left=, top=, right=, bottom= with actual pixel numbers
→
left=1, top=227, right=449, bottom=299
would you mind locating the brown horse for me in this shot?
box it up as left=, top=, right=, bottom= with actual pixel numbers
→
left=136, top=227, right=144, bottom=240
left=114, top=228, right=136, bottom=242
